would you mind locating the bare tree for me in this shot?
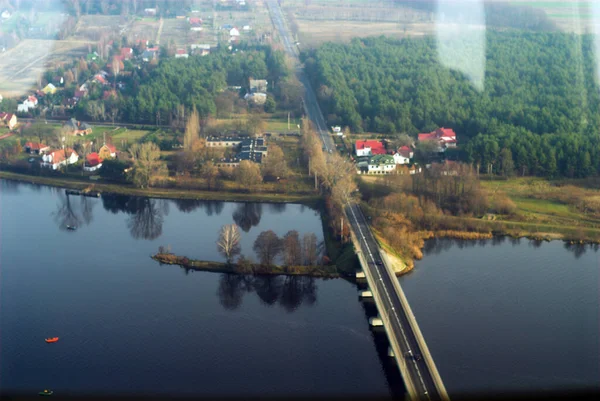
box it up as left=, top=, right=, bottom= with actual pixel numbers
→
left=282, top=230, right=302, bottom=266
left=253, top=230, right=282, bottom=266
left=111, top=56, right=122, bottom=86
left=236, top=160, right=263, bottom=187
left=217, top=224, right=242, bottom=264
left=261, top=144, right=287, bottom=180
left=302, top=233, right=318, bottom=266
left=129, top=142, right=167, bottom=188
left=201, top=161, right=219, bottom=190
left=183, top=109, right=200, bottom=151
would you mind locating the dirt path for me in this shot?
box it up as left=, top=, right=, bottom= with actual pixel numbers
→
left=155, top=18, right=164, bottom=44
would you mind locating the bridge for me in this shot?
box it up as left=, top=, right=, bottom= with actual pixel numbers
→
left=265, top=1, right=450, bottom=400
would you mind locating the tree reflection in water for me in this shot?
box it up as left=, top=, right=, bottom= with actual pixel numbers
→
left=232, top=203, right=262, bottom=232
left=564, top=242, right=588, bottom=259
left=217, top=274, right=317, bottom=311
left=53, top=192, right=96, bottom=230
left=127, top=198, right=169, bottom=240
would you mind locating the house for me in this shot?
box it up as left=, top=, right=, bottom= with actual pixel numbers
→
left=206, top=135, right=248, bottom=148
left=42, top=148, right=79, bottom=170
left=244, top=92, right=267, bottom=105
left=42, top=83, right=57, bottom=95
left=17, top=95, right=38, bottom=113
left=175, top=49, right=189, bottom=58
left=64, top=118, right=92, bottom=136
left=24, top=142, right=50, bottom=154
left=1, top=10, right=11, bottom=19
left=142, top=50, right=157, bottom=62
left=120, top=47, right=133, bottom=60
left=93, top=74, right=109, bottom=85
left=393, top=145, right=413, bottom=165
left=418, top=127, right=457, bottom=151
left=84, top=152, right=103, bottom=172
left=189, top=17, right=203, bottom=31
left=355, top=140, right=386, bottom=157
left=98, top=143, right=117, bottom=159
left=0, top=112, right=17, bottom=129
left=230, top=27, right=240, bottom=37
left=191, top=44, right=212, bottom=56
left=431, top=160, right=460, bottom=176
left=214, top=157, right=240, bottom=168
left=0, top=94, right=3, bottom=103
left=332, top=126, right=342, bottom=136
left=249, top=79, right=268, bottom=93
left=144, top=8, right=157, bottom=16
left=359, top=154, right=397, bottom=175
left=242, top=25, right=251, bottom=31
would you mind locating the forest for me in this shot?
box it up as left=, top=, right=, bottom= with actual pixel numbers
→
left=304, top=33, right=600, bottom=177
left=72, top=46, right=291, bottom=126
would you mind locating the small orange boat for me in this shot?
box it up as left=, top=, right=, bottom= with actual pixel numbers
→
left=45, top=337, right=59, bottom=343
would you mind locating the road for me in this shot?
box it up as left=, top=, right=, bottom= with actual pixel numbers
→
left=346, top=203, right=441, bottom=400
left=266, top=0, right=335, bottom=153
left=266, top=1, right=444, bottom=400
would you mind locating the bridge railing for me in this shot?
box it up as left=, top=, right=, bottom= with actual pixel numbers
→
left=349, top=228, right=419, bottom=400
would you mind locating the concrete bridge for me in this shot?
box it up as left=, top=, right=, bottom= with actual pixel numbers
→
left=347, top=203, right=450, bottom=401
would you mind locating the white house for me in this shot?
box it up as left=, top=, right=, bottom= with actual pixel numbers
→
left=230, top=27, right=240, bottom=37
left=244, top=92, right=267, bottom=105
left=367, top=155, right=397, bottom=174
left=1, top=10, right=12, bottom=19
left=175, top=49, right=189, bottom=58
left=393, top=145, right=413, bottom=165
left=42, top=149, right=79, bottom=170
left=332, top=126, right=342, bottom=136
left=17, top=96, right=38, bottom=113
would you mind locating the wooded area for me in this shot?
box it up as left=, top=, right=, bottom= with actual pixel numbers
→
left=304, top=33, right=600, bottom=177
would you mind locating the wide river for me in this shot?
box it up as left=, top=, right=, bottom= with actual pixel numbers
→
left=0, top=180, right=397, bottom=398
left=1, top=180, right=598, bottom=398
left=402, top=238, right=599, bottom=397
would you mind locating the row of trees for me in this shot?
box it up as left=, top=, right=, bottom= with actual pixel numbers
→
left=300, top=117, right=356, bottom=240
left=217, top=224, right=321, bottom=267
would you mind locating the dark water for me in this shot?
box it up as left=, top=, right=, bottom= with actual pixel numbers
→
left=401, top=237, right=600, bottom=397
left=0, top=180, right=394, bottom=397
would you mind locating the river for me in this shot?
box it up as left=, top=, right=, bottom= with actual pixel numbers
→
left=401, top=238, right=600, bottom=397
left=0, top=180, right=396, bottom=398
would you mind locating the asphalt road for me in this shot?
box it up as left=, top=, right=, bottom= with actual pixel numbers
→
left=266, top=0, right=335, bottom=153
left=266, top=3, right=443, bottom=399
left=346, top=203, right=441, bottom=401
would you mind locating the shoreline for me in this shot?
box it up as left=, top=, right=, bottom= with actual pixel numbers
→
left=0, top=171, right=321, bottom=205
left=151, top=253, right=341, bottom=278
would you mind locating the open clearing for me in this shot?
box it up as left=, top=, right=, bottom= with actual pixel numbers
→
left=0, top=40, right=87, bottom=97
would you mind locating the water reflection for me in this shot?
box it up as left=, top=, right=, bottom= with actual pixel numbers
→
left=216, top=274, right=317, bottom=312
left=173, top=199, right=224, bottom=215
left=233, top=203, right=263, bottom=232
left=423, top=237, right=598, bottom=260
left=53, top=192, right=96, bottom=230
left=127, top=198, right=169, bottom=240
left=268, top=203, right=287, bottom=214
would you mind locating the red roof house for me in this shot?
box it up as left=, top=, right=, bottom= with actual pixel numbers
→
left=120, top=47, right=133, bottom=59
left=418, top=127, right=457, bottom=150
left=86, top=152, right=103, bottom=166
left=355, top=140, right=386, bottom=157
left=24, top=142, right=50, bottom=154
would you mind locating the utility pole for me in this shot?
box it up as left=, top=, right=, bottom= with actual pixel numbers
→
left=340, top=217, right=344, bottom=243
left=287, top=112, right=290, bottom=130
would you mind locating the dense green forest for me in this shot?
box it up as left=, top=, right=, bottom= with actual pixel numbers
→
left=76, top=47, right=289, bottom=125
left=304, top=33, right=600, bottom=177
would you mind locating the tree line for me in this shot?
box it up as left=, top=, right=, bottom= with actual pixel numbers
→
left=303, top=33, right=600, bottom=177
left=217, top=224, right=321, bottom=268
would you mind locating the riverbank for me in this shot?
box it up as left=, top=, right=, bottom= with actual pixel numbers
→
left=152, top=253, right=341, bottom=278
left=0, top=171, right=321, bottom=205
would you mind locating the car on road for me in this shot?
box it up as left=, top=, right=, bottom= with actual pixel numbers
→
left=375, top=260, right=383, bottom=266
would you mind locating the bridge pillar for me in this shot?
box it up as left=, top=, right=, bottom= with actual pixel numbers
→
left=359, top=289, right=373, bottom=299
left=355, top=271, right=366, bottom=279
left=388, top=347, right=395, bottom=357
left=369, top=316, right=383, bottom=327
